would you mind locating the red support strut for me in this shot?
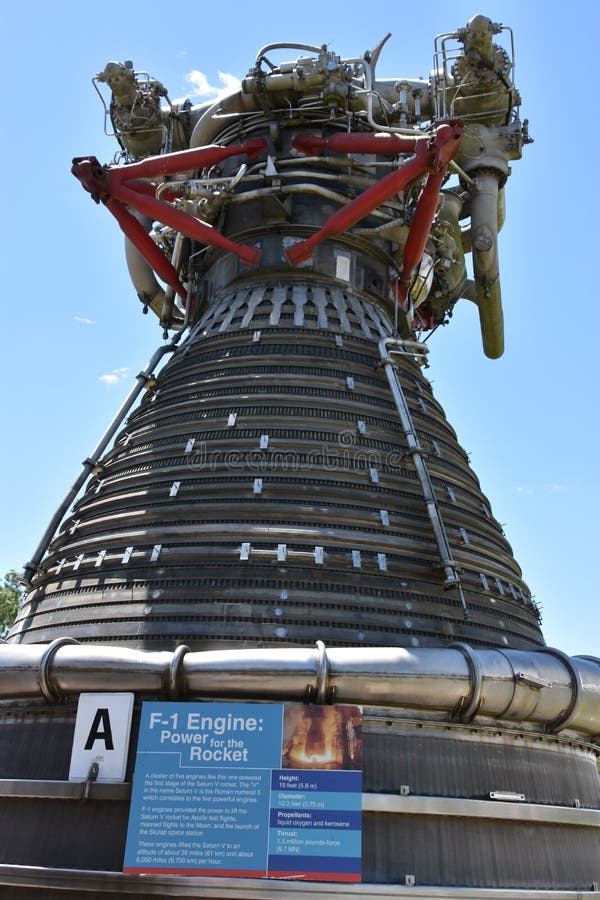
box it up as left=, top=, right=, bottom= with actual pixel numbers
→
left=105, top=138, right=268, bottom=183
left=292, top=132, right=421, bottom=157
left=105, top=198, right=188, bottom=304
left=287, top=123, right=463, bottom=311
left=72, top=138, right=268, bottom=300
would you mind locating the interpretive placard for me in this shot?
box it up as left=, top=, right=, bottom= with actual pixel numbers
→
left=69, top=692, right=134, bottom=782
left=123, top=701, right=362, bottom=882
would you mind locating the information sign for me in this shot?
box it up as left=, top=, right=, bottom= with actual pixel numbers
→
left=124, top=701, right=362, bottom=881
left=69, top=692, right=134, bottom=782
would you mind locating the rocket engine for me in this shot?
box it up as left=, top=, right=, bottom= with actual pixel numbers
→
left=0, top=15, right=598, bottom=897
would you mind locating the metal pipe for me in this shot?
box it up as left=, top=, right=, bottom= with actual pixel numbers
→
left=1, top=642, right=599, bottom=738
left=460, top=186, right=506, bottom=252
left=364, top=60, right=428, bottom=137
left=228, top=183, right=398, bottom=222
left=124, top=210, right=166, bottom=316
left=107, top=139, right=267, bottom=182
left=160, top=231, right=185, bottom=328
left=254, top=42, right=323, bottom=66
left=292, top=132, right=420, bottom=157
left=156, top=163, right=249, bottom=201
left=190, top=93, right=261, bottom=148
left=378, top=337, right=462, bottom=590
left=156, top=177, right=231, bottom=199
left=470, top=170, right=504, bottom=359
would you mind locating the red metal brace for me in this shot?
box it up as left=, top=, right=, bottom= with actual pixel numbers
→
left=105, top=138, right=267, bottom=181
left=105, top=197, right=188, bottom=303
left=286, top=123, right=463, bottom=309
left=292, top=132, right=420, bottom=157
left=72, top=138, right=268, bottom=295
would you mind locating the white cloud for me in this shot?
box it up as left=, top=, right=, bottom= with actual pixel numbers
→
left=74, top=315, right=95, bottom=325
left=183, top=69, right=241, bottom=101
left=99, top=367, right=128, bottom=385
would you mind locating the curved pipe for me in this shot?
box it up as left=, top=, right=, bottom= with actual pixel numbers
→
left=254, top=42, right=323, bottom=66
left=190, top=92, right=260, bottom=148
left=1, top=642, right=599, bottom=738
left=364, top=60, right=429, bottom=137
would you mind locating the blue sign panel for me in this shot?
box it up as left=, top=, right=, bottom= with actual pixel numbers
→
left=124, top=702, right=362, bottom=882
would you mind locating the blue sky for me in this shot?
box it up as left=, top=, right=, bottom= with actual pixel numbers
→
left=1, top=0, right=598, bottom=657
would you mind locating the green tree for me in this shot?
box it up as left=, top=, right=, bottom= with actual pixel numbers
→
left=0, top=570, right=25, bottom=636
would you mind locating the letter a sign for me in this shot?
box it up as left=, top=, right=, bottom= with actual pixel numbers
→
left=69, top=693, right=134, bottom=782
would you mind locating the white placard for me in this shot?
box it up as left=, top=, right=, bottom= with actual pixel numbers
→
left=69, top=692, right=134, bottom=782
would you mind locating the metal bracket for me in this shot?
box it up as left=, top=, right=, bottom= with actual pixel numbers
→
left=515, top=671, right=552, bottom=690
left=83, top=761, right=99, bottom=801
left=38, top=637, right=80, bottom=703
left=166, top=644, right=190, bottom=699
left=143, top=375, right=158, bottom=392
left=541, top=647, right=583, bottom=734
left=306, top=640, right=333, bottom=705
left=449, top=642, right=483, bottom=723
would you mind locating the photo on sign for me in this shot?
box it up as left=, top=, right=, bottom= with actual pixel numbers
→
left=282, top=704, right=362, bottom=770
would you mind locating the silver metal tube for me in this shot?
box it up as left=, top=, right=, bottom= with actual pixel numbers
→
left=228, top=184, right=399, bottom=222
left=190, top=92, right=259, bottom=148
left=160, top=231, right=185, bottom=327
left=1, top=642, right=599, bottom=737
left=363, top=64, right=428, bottom=137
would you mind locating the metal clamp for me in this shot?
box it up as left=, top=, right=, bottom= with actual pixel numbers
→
left=449, top=642, right=483, bottom=722
left=166, top=644, right=190, bottom=699
left=541, top=647, right=583, bottom=734
left=38, top=637, right=80, bottom=703
left=309, top=640, right=330, bottom=704
left=83, top=761, right=99, bottom=801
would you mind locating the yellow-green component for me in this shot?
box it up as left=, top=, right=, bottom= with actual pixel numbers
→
left=450, top=15, right=518, bottom=126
